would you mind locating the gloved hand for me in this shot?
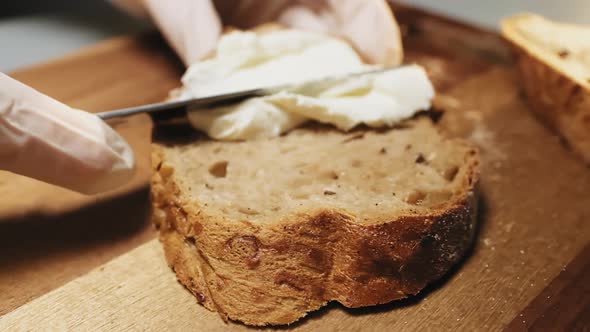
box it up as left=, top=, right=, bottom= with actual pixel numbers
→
left=0, top=0, right=399, bottom=195
left=0, top=73, right=135, bottom=194
left=115, top=0, right=403, bottom=66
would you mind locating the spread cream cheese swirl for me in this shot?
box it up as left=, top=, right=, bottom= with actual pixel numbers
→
left=177, top=30, right=434, bottom=140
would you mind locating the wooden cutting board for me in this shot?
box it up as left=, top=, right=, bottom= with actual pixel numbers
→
left=1, top=5, right=589, bottom=331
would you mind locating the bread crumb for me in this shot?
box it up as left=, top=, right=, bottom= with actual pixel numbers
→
left=160, top=163, right=175, bottom=178
left=327, top=170, right=339, bottom=180
left=405, top=190, right=426, bottom=204
left=415, top=153, right=426, bottom=164
left=209, top=161, right=229, bottom=178
left=557, top=49, right=569, bottom=58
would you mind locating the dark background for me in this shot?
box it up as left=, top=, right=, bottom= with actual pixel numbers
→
left=2, top=1, right=120, bottom=16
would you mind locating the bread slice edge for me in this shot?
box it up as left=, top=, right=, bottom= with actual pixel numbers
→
left=150, top=137, right=480, bottom=326
left=501, top=14, right=590, bottom=164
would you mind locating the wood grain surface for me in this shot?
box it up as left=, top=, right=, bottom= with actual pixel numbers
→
left=0, top=34, right=181, bottom=315
left=0, top=5, right=589, bottom=331
left=505, top=244, right=590, bottom=331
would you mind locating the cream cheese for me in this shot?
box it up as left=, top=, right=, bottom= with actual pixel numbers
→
left=179, top=29, right=435, bottom=140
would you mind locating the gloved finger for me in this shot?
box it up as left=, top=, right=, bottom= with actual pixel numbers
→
left=141, top=0, right=223, bottom=65
left=279, top=0, right=403, bottom=65
left=115, top=0, right=400, bottom=66
left=0, top=73, right=135, bottom=194
left=214, top=0, right=402, bottom=66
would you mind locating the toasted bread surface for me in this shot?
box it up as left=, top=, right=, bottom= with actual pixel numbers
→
left=151, top=117, right=479, bottom=325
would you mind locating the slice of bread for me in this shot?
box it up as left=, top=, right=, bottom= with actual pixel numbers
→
left=501, top=14, right=590, bottom=164
left=151, top=116, right=479, bottom=326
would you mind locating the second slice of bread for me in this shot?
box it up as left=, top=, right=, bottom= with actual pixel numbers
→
left=501, top=14, right=590, bottom=164
left=151, top=116, right=479, bottom=326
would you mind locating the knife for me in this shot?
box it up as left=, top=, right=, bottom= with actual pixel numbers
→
left=95, top=66, right=399, bottom=120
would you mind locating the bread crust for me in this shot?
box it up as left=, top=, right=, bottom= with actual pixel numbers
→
left=501, top=16, right=590, bottom=164
left=512, top=47, right=590, bottom=164
left=151, top=143, right=479, bottom=326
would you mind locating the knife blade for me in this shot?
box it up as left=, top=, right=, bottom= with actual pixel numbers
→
left=95, top=66, right=400, bottom=120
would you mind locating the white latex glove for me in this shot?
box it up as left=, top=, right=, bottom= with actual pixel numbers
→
left=114, top=0, right=403, bottom=66
left=0, top=73, right=135, bottom=194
